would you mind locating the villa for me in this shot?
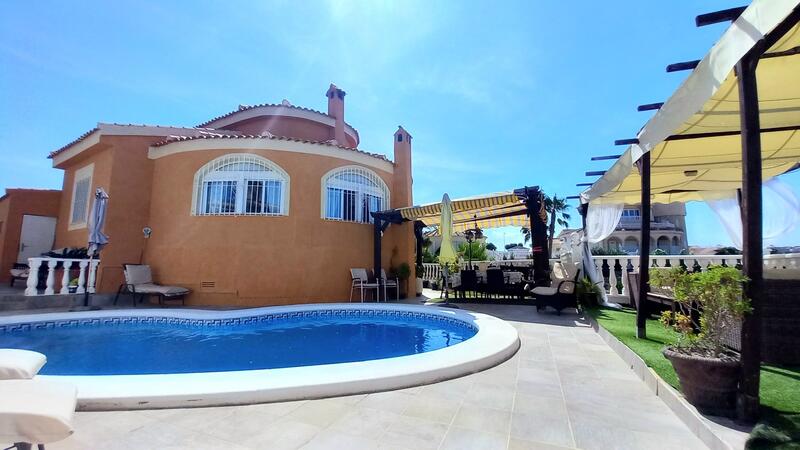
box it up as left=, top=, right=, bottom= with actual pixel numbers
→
left=1, top=84, right=416, bottom=306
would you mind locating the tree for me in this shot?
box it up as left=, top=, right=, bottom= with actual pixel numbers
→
left=544, top=195, right=571, bottom=257
left=505, top=243, right=520, bottom=250
left=714, top=246, right=741, bottom=255
left=486, top=242, right=497, bottom=251
left=521, top=227, right=531, bottom=245
left=458, top=242, right=489, bottom=262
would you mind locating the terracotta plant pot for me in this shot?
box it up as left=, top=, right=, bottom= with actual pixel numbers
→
left=663, top=348, right=741, bottom=417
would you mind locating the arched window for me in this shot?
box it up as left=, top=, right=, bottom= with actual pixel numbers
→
left=623, top=237, right=639, bottom=254
left=322, top=166, right=389, bottom=224
left=192, top=153, right=289, bottom=216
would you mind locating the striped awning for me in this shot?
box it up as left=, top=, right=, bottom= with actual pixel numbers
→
left=581, top=0, right=800, bottom=205
left=397, top=191, right=530, bottom=232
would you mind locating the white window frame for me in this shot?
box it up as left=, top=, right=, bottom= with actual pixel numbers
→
left=68, top=163, right=94, bottom=230
left=321, top=165, right=390, bottom=224
left=191, top=153, right=290, bottom=216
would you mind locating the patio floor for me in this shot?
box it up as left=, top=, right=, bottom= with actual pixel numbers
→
left=46, top=302, right=708, bottom=450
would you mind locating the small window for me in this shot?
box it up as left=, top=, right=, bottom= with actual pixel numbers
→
left=322, top=166, right=389, bottom=224
left=69, top=164, right=94, bottom=229
left=192, top=154, right=289, bottom=216
left=622, top=209, right=640, bottom=218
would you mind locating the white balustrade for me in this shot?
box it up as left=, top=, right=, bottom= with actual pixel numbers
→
left=23, top=257, right=101, bottom=296
left=422, top=253, right=800, bottom=298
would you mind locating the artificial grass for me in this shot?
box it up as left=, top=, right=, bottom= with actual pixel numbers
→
left=586, top=306, right=800, bottom=449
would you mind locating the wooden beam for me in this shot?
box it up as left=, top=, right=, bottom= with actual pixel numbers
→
left=566, top=195, right=580, bottom=200
left=585, top=171, right=606, bottom=177
left=695, top=6, right=746, bottom=27
left=615, top=138, right=639, bottom=145
left=736, top=40, right=766, bottom=424
left=637, top=102, right=663, bottom=111
left=665, top=124, right=800, bottom=142
left=414, top=221, right=424, bottom=278
left=591, top=155, right=621, bottom=161
left=637, top=152, right=651, bottom=339
left=576, top=183, right=593, bottom=187
left=666, top=60, right=700, bottom=72
left=373, top=217, right=383, bottom=300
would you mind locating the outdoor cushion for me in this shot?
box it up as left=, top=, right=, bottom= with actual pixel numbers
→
left=9, top=268, right=29, bottom=278
left=133, top=283, right=189, bottom=297
left=0, top=379, right=76, bottom=444
left=125, top=265, right=154, bottom=285
left=531, top=286, right=557, bottom=296
left=0, top=349, right=46, bottom=379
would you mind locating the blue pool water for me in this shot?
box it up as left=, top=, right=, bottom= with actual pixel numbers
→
left=0, top=310, right=477, bottom=375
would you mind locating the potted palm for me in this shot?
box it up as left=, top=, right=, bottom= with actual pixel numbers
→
left=650, top=266, right=750, bottom=416
left=415, top=262, right=424, bottom=296
left=576, top=277, right=600, bottom=309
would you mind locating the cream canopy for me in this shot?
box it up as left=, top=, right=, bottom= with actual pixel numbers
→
left=396, top=191, right=529, bottom=233
left=581, top=0, right=800, bottom=205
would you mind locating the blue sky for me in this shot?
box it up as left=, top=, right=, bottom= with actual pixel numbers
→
left=1, top=0, right=798, bottom=248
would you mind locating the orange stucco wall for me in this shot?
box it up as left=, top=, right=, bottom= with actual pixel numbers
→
left=144, top=147, right=410, bottom=306
left=54, top=135, right=160, bottom=293
left=0, top=189, right=62, bottom=283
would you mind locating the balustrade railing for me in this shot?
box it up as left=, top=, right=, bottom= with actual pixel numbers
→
left=24, top=257, right=101, bottom=296
left=421, top=253, right=800, bottom=298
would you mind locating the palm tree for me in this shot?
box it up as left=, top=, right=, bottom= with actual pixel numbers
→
left=545, top=195, right=571, bottom=257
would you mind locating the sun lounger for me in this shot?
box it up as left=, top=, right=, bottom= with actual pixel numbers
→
left=114, top=264, right=189, bottom=307
left=0, top=379, right=77, bottom=450
left=0, top=349, right=46, bottom=380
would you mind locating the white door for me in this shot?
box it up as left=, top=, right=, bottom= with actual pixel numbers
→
left=17, top=215, right=57, bottom=264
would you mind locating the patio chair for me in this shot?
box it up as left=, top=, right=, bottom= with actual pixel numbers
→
left=9, top=263, right=29, bottom=288
left=114, top=264, right=189, bottom=307
left=529, top=263, right=580, bottom=315
left=380, top=269, right=399, bottom=302
left=0, top=379, right=77, bottom=450
left=454, top=270, right=480, bottom=299
left=350, top=268, right=380, bottom=302
left=485, top=269, right=506, bottom=299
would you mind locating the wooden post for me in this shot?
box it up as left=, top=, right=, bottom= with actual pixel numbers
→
left=637, top=151, right=651, bottom=339
left=525, top=188, right=550, bottom=286
left=373, top=217, right=383, bottom=301
left=736, top=43, right=765, bottom=423
left=414, top=221, right=424, bottom=273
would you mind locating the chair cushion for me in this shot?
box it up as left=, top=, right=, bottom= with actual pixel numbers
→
left=133, top=283, right=189, bottom=297
left=0, top=379, right=76, bottom=444
left=125, top=265, right=154, bottom=285
left=0, top=349, right=47, bottom=379
left=532, top=287, right=557, bottom=296
left=9, top=268, right=29, bottom=278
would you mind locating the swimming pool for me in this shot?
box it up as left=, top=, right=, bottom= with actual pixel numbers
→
left=3, top=308, right=477, bottom=375
left=0, top=304, right=519, bottom=410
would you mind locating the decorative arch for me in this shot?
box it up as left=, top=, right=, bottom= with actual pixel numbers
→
left=191, top=153, right=290, bottom=216
left=623, top=236, right=639, bottom=254
left=321, top=165, right=390, bottom=224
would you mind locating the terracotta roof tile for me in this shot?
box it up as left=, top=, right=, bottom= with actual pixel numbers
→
left=152, top=133, right=389, bottom=162
left=49, top=127, right=99, bottom=158
left=196, top=103, right=360, bottom=138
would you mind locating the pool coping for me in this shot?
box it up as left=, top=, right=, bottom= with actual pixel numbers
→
left=1, top=303, right=520, bottom=411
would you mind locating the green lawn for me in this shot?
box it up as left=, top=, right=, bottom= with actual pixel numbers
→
left=586, top=306, right=800, bottom=449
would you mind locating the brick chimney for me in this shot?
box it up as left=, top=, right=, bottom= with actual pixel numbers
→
left=392, top=125, right=416, bottom=282
left=326, top=84, right=347, bottom=145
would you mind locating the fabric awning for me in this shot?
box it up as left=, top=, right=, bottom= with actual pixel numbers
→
left=396, top=191, right=529, bottom=232
left=582, top=0, right=800, bottom=205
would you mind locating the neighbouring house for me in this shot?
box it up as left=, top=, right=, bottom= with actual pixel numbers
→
left=552, top=203, right=690, bottom=256
left=0, top=189, right=62, bottom=284
left=28, top=84, right=415, bottom=306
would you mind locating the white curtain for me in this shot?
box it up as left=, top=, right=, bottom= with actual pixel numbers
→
left=704, top=178, right=800, bottom=249
left=559, top=230, right=620, bottom=308
left=585, top=202, right=624, bottom=244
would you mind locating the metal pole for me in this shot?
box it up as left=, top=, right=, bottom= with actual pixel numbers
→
left=637, top=151, right=651, bottom=339
left=373, top=217, right=382, bottom=302
left=736, top=43, right=765, bottom=423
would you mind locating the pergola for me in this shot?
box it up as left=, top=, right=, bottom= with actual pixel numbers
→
left=372, top=186, right=551, bottom=286
left=578, top=0, right=800, bottom=422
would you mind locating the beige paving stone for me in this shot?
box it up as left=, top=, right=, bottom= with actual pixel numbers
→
left=509, top=437, right=577, bottom=449
left=300, top=429, right=383, bottom=450
left=451, top=405, right=512, bottom=435
left=440, top=426, right=508, bottom=450
left=401, top=392, right=462, bottom=423
left=285, top=398, right=354, bottom=427
left=382, top=415, right=449, bottom=450
left=463, top=381, right=517, bottom=411
left=328, top=406, right=403, bottom=437
left=510, top=413, right=575, bottom=448
left=242, top=417, right=323, bottom=449
left=357, top=390, right=417, bottom=414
